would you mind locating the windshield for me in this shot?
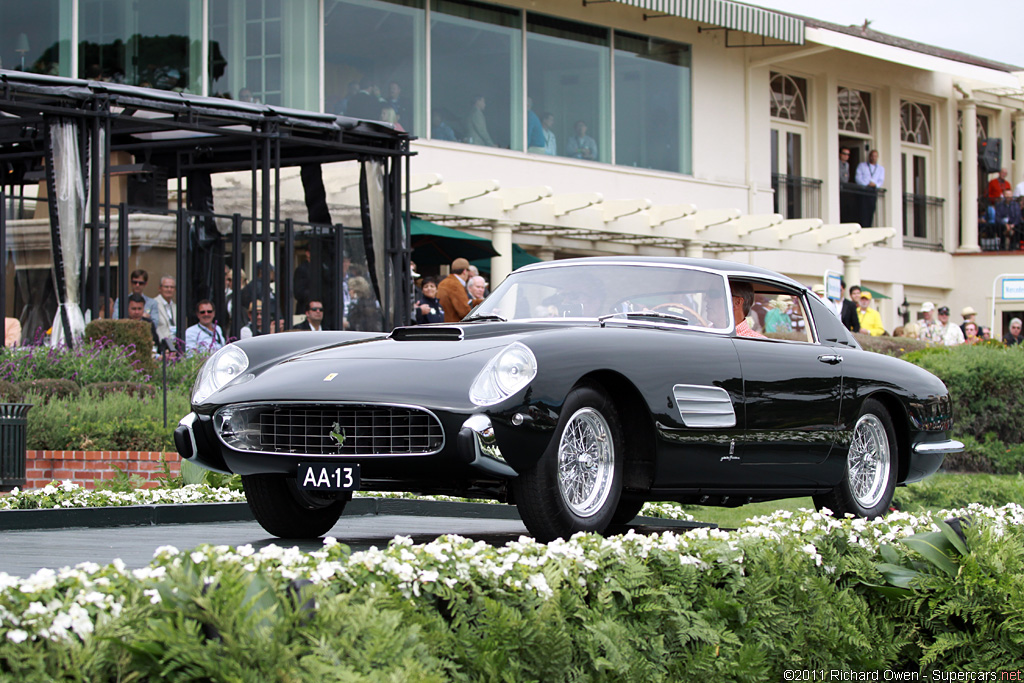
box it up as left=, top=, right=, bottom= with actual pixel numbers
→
left=472, top=263, right=732, bottom=331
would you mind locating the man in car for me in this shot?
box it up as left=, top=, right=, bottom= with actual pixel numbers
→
left=731, top=281, right=766, bottom=338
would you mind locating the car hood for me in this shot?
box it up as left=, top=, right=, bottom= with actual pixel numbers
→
left=202, top=321, right=573, bottom=409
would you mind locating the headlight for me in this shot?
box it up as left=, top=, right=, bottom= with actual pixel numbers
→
left=469, top=342, right=537, bottom=406
left=192, top=344, right=250, bottom=404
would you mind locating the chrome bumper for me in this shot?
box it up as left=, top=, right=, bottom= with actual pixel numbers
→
left=912, top=439, right=964, bottom=455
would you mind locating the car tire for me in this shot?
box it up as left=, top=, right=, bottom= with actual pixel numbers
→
left=608, top=497, right=646, bottom=529
left=813, top=398, right=897, bottom=519
left=513, top=384, right=624, bottom=542
left=242, top=474, right=349, bottom=539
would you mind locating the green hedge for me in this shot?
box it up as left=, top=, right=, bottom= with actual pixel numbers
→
left=902, top=345, right=1024, bottom=473
left=84, top=319, right=158, bottom=375
left=25, top=388, right=190, bottom=452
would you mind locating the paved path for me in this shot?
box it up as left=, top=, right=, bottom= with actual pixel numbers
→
left=0, top=514, right=531, bottom=578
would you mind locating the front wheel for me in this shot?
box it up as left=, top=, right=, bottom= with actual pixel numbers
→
left=513, top=385, right=623, bottom=542
left=242, top=474, right=349, bottom=539
left=813, top=398, right=897, bottom=518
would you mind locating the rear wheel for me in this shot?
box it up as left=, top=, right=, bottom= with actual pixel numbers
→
left=513, top=385, right=623, bottom=542
left=242, top=474, right=349, bottom=539
left=813, top=398, right=897, bottom=519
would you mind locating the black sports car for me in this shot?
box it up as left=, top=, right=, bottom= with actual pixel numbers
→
left=175, top=257, right=962, bottom=541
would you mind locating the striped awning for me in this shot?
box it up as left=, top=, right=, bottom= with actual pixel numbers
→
left=611, top=0, right=804, bottom=45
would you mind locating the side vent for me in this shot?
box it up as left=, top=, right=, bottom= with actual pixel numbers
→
left=390, top=326, right=465, bottom=341
left=673, top=384, right=736, bottom=428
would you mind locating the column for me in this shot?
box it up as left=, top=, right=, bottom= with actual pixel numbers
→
left=841, top=256, right=862, bottom=291
left=1015, top=112, right=1024, bottom=192
left=960, top=99, right=980, bottom=252
left=490, top=222, right=514, bottom=286
left=684, top=241, right=704, bottom=258
left=536, top=248, right=556, bottom=262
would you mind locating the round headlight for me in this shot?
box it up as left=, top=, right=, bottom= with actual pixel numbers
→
left=192, top=344, right=249, bottom=404
left=470, top=342, right=537, bottom=406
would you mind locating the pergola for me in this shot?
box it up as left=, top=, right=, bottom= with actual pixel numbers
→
left=0, top=70, right=413, bottom=344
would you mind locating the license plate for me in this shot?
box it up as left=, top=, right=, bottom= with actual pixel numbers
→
left=298, top=463, right=360, bottom=491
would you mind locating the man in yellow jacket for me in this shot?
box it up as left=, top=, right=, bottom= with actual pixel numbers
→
left=856, top=290, right=885, bottom=336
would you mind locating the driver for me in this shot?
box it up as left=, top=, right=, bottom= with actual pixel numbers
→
left=560, top=276, right=606, bottom=317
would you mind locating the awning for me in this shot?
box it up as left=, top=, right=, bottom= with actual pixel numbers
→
left=861, top=286, right=890, bottom=300
left=411, top=218, right=499, bottom=266
left=609, top=0, right=803, bottom=45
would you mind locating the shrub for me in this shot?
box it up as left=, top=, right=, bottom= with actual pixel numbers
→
left=0, top=338, right=150, bottom=385
left=0, top=378, right=24, bottom=403
left=902, top=344, right=1024, bottom=460
left=85, top=319, right=158, bottom=375
left=15, top=378, right=80, bottom=404
left=85, top=381, right=157, bottom=399
left=25, top=387, right=190, bottom=451
left=856, top=333, right=928, bottom=357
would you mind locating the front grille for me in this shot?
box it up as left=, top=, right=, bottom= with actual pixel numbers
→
left=217, top=404, right=445, bottom=456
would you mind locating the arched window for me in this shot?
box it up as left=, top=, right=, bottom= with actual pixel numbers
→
left=769, top=73, right=807, bottom=122
left=900, top=101, right=932, bottom=146
left=837, top=87, right=871, bottom=134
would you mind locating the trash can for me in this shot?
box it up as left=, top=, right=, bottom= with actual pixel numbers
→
left=0, top=403, right=32, bottom=491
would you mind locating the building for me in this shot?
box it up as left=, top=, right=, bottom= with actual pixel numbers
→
left=3, top=0, right=1023, bottom=340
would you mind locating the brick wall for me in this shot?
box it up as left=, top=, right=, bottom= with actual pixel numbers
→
left=22, top=451, right=181, bottom=489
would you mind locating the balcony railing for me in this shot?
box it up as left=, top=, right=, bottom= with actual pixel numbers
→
left=902, top=193, right=945, bottom=250
left=839, top=183, right=887, bottom=228
left=772, top=173, right=822, bottom=220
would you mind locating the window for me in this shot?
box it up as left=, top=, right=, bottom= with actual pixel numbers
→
left=747, top=288, right=812, bottom=343
left=79, top=0, right=202, bottom=91
left=900, top=101, right=932, bottom=145
left=2, top=0, right=71, bottom=77
left=770, top=73, right=807, bottom=122
left=210, top=0, right=318, bottom=109
left=431, top=0, right=522, bottom=149
left=614, top=32, right=691, bottom=174
left=525, top=14, right=609, bottom=161
left=324, top=0, right=425, bottom=134
left=837, top=87, right=871, bottom=134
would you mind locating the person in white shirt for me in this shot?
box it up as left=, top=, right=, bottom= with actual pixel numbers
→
left=1015, top=178, right=1024, bottom=198
left=184, top=300, right=225, bottom=354
left=855, top=149, right=885, bottom=227
left=153, top=275, right=177, bottom=346
left=935, top=305, right=965, bottom=346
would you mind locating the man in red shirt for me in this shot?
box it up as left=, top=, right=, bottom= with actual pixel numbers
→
left=988, top=168, right=1011, bottom=202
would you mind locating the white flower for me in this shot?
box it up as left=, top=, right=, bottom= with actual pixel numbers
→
left=143, top=589, right=162, bottom=604
left=6, top=629, right=29, bottom=643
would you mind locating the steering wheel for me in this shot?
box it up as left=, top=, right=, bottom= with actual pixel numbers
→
left=651, top=302, right=708, bottom=327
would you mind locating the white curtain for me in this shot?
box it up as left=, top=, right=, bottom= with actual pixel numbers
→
left=48, top=121, right=87, bottom=347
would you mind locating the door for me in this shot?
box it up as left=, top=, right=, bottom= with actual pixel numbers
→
left=732, top=292, right=844, bottom=485
left=771, top=126, right=805, bottom=218
left=902, top=151, right=931, bottom=240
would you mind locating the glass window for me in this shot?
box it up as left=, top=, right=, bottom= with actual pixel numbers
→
left=78, top=0, right=202, bottom=92
left=900, top=101, right=932, bottom=146
left=1, top=0, right=72, bottom=77
left=525, top=13, right=609, bottom=162
left=210, top=0, right=318, bottom=109
left=769, top=73, right=807, bottom=122
left=614, top=31, right=691, bottom=174
left=838, top=87, right=871, bottom=134
left=324, top=0, right=425, bottom=134
left=430, top=0, right=522, bottom=149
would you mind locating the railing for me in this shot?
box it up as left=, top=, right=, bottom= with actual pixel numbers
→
left=902, top=193, right=945, bottom=251
left=978, top=197, right=1024, bottom=252
left=772, top=174, right=823, bottom=220
left=839, top=183, right=887, bottom=228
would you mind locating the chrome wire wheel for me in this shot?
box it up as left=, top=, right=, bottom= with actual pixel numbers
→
left=556, top=407, right=615, bottom=518
left=848, top=413, right=891, bottom=509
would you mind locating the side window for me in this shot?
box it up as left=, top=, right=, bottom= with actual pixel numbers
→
left=747, top=288, right=813, bottom=342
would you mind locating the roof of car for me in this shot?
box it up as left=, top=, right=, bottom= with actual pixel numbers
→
left=519, top=256, right=805, bottom=289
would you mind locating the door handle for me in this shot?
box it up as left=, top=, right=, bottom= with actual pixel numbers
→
left=817, top=354, right=843, bottom=364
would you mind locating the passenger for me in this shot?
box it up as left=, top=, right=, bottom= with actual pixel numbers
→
left=730, top=281, right=766, bottom=338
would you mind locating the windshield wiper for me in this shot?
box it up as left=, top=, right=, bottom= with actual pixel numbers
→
left=462, top=313, right=507, bottom=323
left=598, top=311, right=689, bottom=327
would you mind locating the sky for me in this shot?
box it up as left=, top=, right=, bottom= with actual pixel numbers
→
left=750, top=0, right=1023, bottom=68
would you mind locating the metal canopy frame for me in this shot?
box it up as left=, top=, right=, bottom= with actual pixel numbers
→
left=0, top=70, right=414, bottom=345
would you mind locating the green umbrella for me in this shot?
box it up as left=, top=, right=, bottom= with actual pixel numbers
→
left=860, top=286, right=890, bottom=300
left=410, top=218, right=498, bottom=266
